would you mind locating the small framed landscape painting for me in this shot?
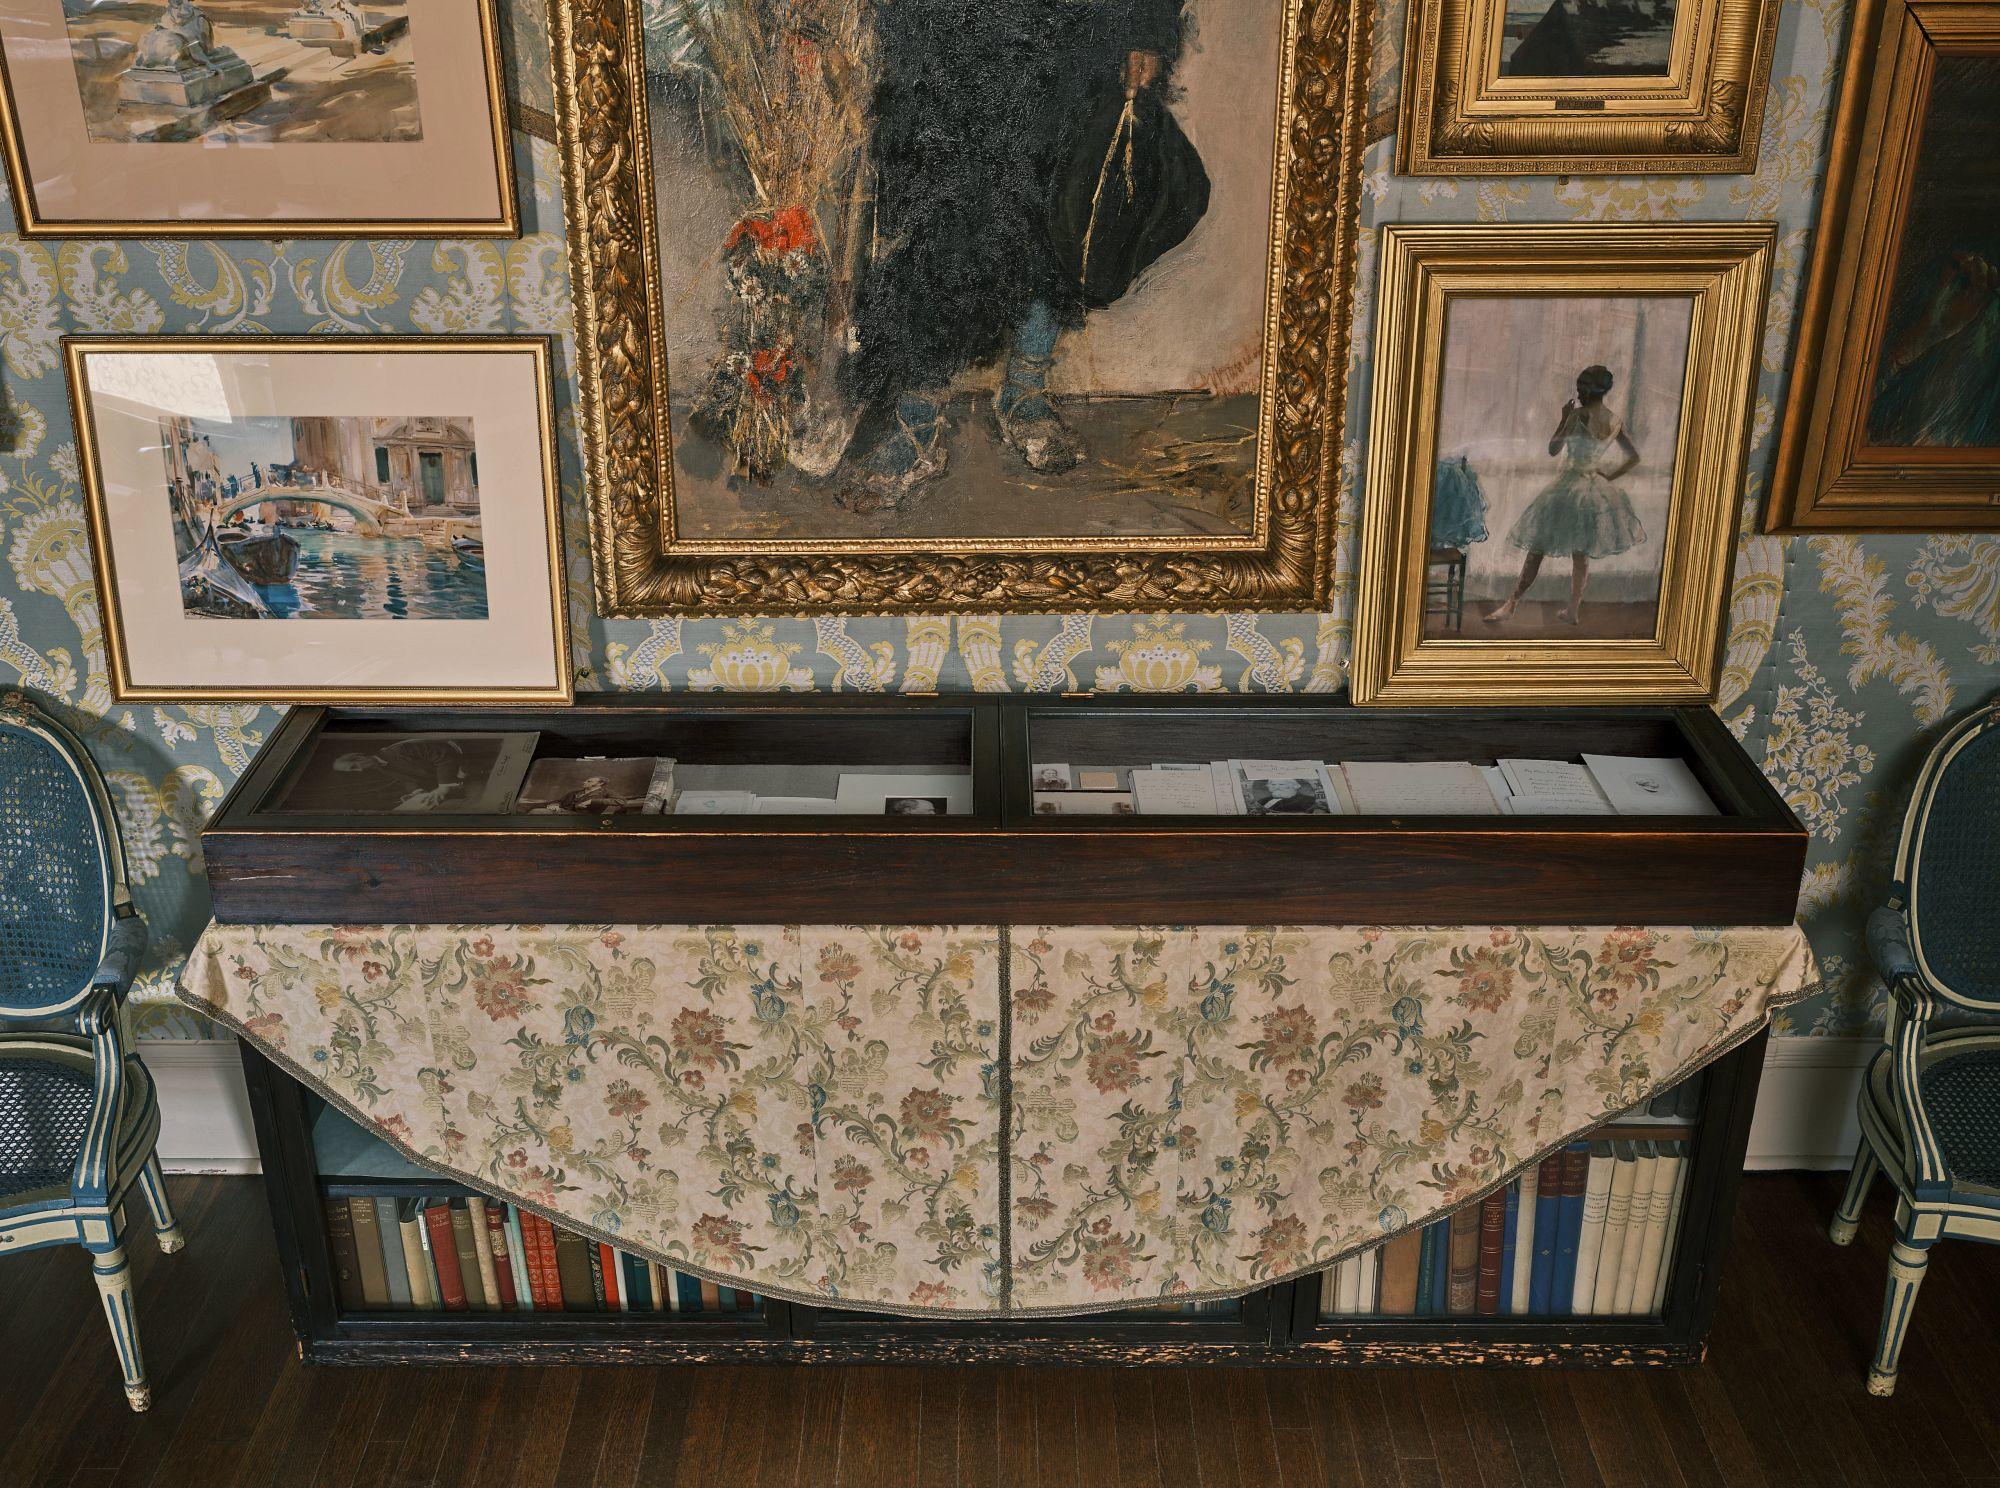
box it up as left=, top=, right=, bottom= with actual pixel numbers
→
left=1765, top=0, right=2000, bottom=532
left=1399, top=0, right=1780, bottom=174
left=0, top=0, right=516, bottom=236
left=65, top=337, right=570, bottom=705
left=1351, top=224, right=1773, bottom=706
left=550, top=0, right=1370, bottom=615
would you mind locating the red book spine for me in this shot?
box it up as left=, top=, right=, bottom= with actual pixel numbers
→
left=423, top=1203, right=468, bottom=1311
left=528, top=1214, right=561, bottom=1309
left=484, top=1203, right=518, bottom=1309
left=599, top=1244, right=622, bottom=1311
left=1475, top=1188, right=1508, bottom=1314
left=519, top=1213, right=550, bottom=1308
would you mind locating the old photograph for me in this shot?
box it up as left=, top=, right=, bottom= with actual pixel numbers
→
left=278, top=730, right=537, bottom=813
left=162, top=413, right=487, bottom=621
left=514, top=757, right=667, bottom=815
left=64, top=0, right=422, bottom=145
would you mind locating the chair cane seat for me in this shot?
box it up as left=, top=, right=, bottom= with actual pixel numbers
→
left=0, top=1039, right=157, bottom=1210
left=1862, top=1033, right=2000, bottom=1199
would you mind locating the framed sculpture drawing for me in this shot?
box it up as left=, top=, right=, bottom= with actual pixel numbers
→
left=1765, top=0, right=2000, bottom=532
left=65, top=336, right=571, bottom=705
left=0, top=1, right=517, bottom=236
left=1398, top=0, right=1780, bottom=174
left=1351, top=224, right=1773, bottom=706
left=550, top=0, right=1370, bottom=615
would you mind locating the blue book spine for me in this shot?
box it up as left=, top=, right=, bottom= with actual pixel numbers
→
left=1527, top=1156, right=1563, bottom=1314
left=624, top=1254, right=651, bottom=1310
left=1414, top=1227, right=1436, bottom=1316
left=1551, top=1144, right=1589, bottom=1316
left=1428, top=1223, right=1450, bottom=1316
left=677, top=1272, right=702, bottom=1312
left=718, top=1286, right=738, bottom=1310
left=1499, top=1182, right=1520, bottom=1316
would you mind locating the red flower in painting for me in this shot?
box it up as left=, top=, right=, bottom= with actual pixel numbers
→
left=726, top=205, right=820, bottom=259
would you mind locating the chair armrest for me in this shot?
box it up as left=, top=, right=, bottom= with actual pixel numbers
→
left=1883, top=971, right=1953, bottom=1199
left=69, top=986, right=129, bottom=1203
left=1866, top=906, right=1917, bottom=986
left=90, top=911, right=148, bottom=1000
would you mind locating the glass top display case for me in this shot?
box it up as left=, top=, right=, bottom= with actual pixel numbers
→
left=201, top=695, right=1805, bottom=926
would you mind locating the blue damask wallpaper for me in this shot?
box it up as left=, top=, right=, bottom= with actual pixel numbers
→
left=0, top=0, right=1993, bottom=1038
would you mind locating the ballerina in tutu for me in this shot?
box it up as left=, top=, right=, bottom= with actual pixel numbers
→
left=1484, top=364, right=1645, bottom=627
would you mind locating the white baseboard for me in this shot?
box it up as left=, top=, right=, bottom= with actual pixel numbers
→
left=135, top=1029, right=1872, bottom=1180
left=139, top=1039, right=262, bottom=1174
left=1746, top=1034, right=1874, bottom=1171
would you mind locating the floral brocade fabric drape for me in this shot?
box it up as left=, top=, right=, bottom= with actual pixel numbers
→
left=182, top=922, right=1815, bottom=1315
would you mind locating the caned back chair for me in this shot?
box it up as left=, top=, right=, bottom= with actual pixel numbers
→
left=1829, top=695, right=2000, bottom=1396
left=0, top=689, right=183, bottom=1411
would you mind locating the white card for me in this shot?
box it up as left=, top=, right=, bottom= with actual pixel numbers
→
left=673, top=790, right=754, bottom=815
left=834, top=772, right=975, bottom=816
left=1496, top=759, right=1614, bottom=813
left=1581, top=755, right=1719, bottom=816
left=1339, top=761, right=1500, bottom=816
left=751, top=797, right=843, bottom=814
left=1033, top=791, right=1136, bottom=815
left=1131, top=769, right=1221, bottom=815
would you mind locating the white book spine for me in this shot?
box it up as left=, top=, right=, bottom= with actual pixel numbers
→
left=1612, top=1149, right=1661, bottom=1314
left=1650, top=1147, right=1692, bottom=1313
left=1508, top=1168, right=1538, bottom=1314
left=1570, top=1148, right=1616, bottom=1314
left=1588, top=1147, right=1639, bottom=1315
left=1628, top=1148, right=1681, bottom=1315
left=1333, top=1257, right=1361, bottom=1315
left=1354, top=1247, right=1379, bottom=1316
left=503, top=1210, right=534, bottom=1312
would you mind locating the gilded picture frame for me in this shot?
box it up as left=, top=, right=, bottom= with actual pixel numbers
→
left=549, top=0, right=1370, bottom=616
left=66, top=335, right=571, bottom=706
left=1351, top=224, right=1773, bottom=707
left=0, top=1, right=518, bottom=238
left=1764, top=0, right=2000, bottom=532
left=1398, top=0, right=1780, bottom=175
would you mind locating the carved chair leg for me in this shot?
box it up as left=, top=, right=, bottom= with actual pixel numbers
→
left=1829, top=1140, right=1879, bottom=1246
left=136, top=1153, right=185, bottom=1254
left=1867, top=1236, right=1932, bottom=1397
left=89, top=1244, right=151, bottom=1412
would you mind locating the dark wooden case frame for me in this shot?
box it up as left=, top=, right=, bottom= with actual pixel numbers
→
left=201, top=695, right=1807, bottom=928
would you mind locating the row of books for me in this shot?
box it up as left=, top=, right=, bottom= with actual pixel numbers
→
left=325, top=1194, right=761, bottom=1315
left=1319, top=1139, right=1690, bottom=1318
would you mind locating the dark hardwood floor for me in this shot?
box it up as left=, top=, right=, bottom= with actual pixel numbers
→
left=3, top=1172, right=1996, bottom=1488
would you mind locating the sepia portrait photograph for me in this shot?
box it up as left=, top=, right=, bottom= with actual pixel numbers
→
left=1424, top=294, right=1692, bottom=643
left=553, top=0, right=1369, bottom=613
left=1767, top=0, right=2000, bottom=529
left=1353, top=225, right=1772, bottom=706
left=278, top=730, right=537, bottom=814
left=514, top=756, right=665, bottom=815
left=0, top=0, right=514, bottom=233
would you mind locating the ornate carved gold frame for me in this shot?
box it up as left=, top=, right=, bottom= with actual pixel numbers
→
left=1398, top=0, right=1779, bottom=175
left=1351, top=225, right=1774, bottom=706
left=549, top=0, right=1368, bottom=616
left=1764, top=0, right=2000, bottom=532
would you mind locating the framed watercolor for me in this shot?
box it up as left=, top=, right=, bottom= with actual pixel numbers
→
left=1351, top=224, right=1773, bottom=707
left=549, top=0, right=1370, bottom=616
left=0, top=1, right=517, bottom=237
left=64, top=336, right=571, bottom=706
left=1398, top=0, right=1780, bottom=174
left=1765, top=0, right=2000, bottom=532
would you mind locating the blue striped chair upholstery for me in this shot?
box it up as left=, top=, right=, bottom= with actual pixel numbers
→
left=0, top=690, right=182, bottom=1412
left=1829, top=696, right=2000, bottom=1396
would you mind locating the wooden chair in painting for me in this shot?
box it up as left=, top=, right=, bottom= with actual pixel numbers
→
left=0, top=689, right=183, bottom=1411
left=1829, top=695, right=2000, bottom=1396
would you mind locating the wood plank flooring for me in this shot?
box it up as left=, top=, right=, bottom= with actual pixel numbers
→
left=3, top=1172, right=1996, bottom=1488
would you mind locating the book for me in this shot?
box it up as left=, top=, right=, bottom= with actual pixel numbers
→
left=1475, top=1189, right=1508, bottom=1315
left=1498, top=1181, right=1520, bottom=1316
left=1652, top=1142, right=1692, bottom=1313
left=374, top=1197, right=411, bottom=1308
left=524, top=1213, right=560, bottom=1309
left=1446, top=1207, right=1480, bottom=1316
left=598, top=1243, right=621, bottom=1311
left=415, top=1197, right=440, bottom=1307
left=624, top=1253, right=652, bottom=1311
left=1332, top=1257, right=1360, bottom=1315
left=1379, top=1231, right=1423, bottom=1315
left=424, top=1201, right=468, bottom=1311
left=1526, top=1151, right=1565, bottom=1314
left=397, top=1198, right=435, bottom=1310
left=1509, top=1164, right=1538, bottom=1314
left=1588, top=1142, right=1640, bottom=1314
left=587, top=1243, right=608, bottom=1308
left=700, top=1277, right=723, bottom=1313
left=350, top=1196, right=390, bottom=1308
left=466, top=1197, right=501, bottom=1312
left=1612, top=1144, right=1661, bottom=1314
left=324, top=1197, right=366, bottom=1312
left=1631, top=1142, right=1684, bottom=1315
left=449, top=1201, right=487, bottom=1310
left=1354, top=1246, right=1379, bottom=1315
left=1549, top=1143, right=1590, bottom=1314
left=553, top=1226, right=596, bottom=1311
left=1414, top=1225, right=1438, bottom=1316
left=483, top=1202, right=518, bottom=1309
left=677, top=1271, right=702, bottom=1312
left=646, top=1260, right=667, bottom=1313
left=1570, top=1142, right=1617, bottom=1316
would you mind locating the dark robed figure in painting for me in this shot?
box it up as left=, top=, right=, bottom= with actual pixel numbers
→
left=840, top=0, right=1194, bottom=505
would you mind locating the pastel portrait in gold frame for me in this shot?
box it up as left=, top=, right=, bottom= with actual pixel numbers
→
left=0, top=0, right=517, bottom=237
left=549, top=0, right=1371, bottom=616
left=1351, top=225, right=1773, bottom=707
left=1398, top=0, right=1780, bottom=175
left=65, top=336, right=570, bottom=706
left=1765, top=0, right=2000, bottom=532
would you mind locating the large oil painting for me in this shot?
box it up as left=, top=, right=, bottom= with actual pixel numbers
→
left=553, top=0, right=1369, bottom=614
left=1766, top=0, right=2000, bottom=530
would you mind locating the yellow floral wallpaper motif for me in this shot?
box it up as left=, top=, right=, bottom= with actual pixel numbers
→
left=0, top=0, right=1992, bottom=1035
